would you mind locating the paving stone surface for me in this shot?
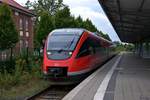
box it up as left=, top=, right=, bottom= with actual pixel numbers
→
left=114, top=53, right=150, bottom=100
left=63, top=53, right=150, bottom=100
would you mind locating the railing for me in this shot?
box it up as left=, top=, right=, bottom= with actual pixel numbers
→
left=0, top=47, right=42, bottom=73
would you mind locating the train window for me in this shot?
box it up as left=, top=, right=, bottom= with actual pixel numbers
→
left=88, top=38, right=96, bottom=54
left=47, top=34, right=80, bottom=51
left=77, top=38, right=94, bottom=58
left=96, top=40, right=101, bottom=48
left=89, top=38, right=102, bottom=54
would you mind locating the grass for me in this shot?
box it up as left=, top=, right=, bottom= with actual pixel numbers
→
left=0, top=56, right=51, bottom=100
left=0, top=78, right=50, bottom=100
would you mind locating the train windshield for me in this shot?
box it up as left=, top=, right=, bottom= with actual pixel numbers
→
left=47, top=32, right=80, bottom=51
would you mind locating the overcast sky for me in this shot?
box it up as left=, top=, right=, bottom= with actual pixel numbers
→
left=16, top=0, right=120, bottom=41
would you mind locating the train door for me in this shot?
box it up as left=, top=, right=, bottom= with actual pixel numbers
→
left=74, top=37, right=95, bottom=71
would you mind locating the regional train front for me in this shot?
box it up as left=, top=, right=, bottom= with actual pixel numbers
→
left=42, top=29, right=85, bottom=82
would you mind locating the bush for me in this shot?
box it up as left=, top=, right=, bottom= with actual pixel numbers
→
left=0, top=60, right=15, bottom=73
left=0, top=59, right=26, bottom=90
left=0, top=54, right=42, bottom=94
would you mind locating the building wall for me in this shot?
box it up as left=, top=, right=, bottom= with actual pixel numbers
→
left=13, top=11, right=33, bottom=48
left=13, top=10, right=34, bottom=53
left=0, top=8, right=34, bottom=61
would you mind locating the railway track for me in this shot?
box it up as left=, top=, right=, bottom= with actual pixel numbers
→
left=25, top=55, right=116, bottom=100
left=26, top=85, right=76, bottom=100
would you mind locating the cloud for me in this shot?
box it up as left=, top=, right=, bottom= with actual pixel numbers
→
left=70, top=7, right=107, bottom=20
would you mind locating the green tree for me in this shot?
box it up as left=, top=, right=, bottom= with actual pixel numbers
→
left=30, top=0, right=64, bottom=15
left=25, top=0, right=65, bottom=33
left=55, top=6, right=76, bottom=28
left=100, top=33, right=111, bottom=41
left=83, top=19, right=97, bottom=32
left=75, top=16, right=85, bottom=28
left=36, top=11, right=54, bottom=46
left=0, top=4, right=18, bottom=50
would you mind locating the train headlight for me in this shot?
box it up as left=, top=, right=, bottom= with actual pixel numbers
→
left=69, top=52, right=72, bottom=55
left=47, top=51, right=52, bottom=55
left=43, top=70, right=47, bottom=74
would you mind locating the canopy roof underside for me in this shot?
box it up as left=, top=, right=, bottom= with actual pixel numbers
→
left=99, top=0, right=150, bottom=43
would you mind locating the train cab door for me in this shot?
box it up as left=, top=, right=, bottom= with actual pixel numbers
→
left=75, top=37, right=95, bottom=71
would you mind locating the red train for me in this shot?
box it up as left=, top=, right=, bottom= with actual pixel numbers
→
left=42, top=28, right=114, bottom=83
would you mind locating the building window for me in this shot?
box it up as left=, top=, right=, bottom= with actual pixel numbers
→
left=25, top=20, right=29, bottom=31
left=26, top=32, right=29, bottom=37
left=20, top=18, right=23, bottom=30
left=25, top=40, right=29, bottom=48
left=31, top=17, right=36, bottom=21
left=20, top=31, right=23, bottom=36
left=20, top=40, right=23, bottom=52
left=15, top=11, right=19, bottom=16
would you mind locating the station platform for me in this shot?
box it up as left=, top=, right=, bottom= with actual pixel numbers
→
left=63, top=52, right=150, bottom=100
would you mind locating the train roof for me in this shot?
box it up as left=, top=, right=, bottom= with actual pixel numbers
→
left=51, top=28, right=112, bottom=45
left=89, top=32, right=112, bottom=44
left=51, top=28, right=86, bottom=36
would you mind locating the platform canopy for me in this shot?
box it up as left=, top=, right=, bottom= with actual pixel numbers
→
left=99, top=0, right=150, bottom=43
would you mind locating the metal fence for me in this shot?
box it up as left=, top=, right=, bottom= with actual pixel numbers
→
left=0, top=47, right=42, bottom=73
